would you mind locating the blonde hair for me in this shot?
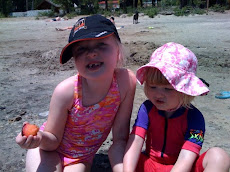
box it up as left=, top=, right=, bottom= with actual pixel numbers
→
left=113, top=35, right=125, bottom=68
left=144, top=67, right=195, bottom=108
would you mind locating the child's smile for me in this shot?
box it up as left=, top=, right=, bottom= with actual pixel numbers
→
left=86, top=62, right=104, bottom=70
left=72, top=36, right=119, bottom=80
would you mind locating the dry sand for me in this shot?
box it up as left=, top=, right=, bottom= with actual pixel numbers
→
left=0, top=11, right=230, bottom=171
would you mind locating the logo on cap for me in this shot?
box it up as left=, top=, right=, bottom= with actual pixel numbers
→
left=74, top=18, right=87, bottom=36
left=95, top=31, right=108, bottom=37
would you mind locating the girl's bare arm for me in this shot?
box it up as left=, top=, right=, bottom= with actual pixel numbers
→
left=123, top=134, right=145, bottom=172
left=40, top=76, right=75, bottom=151
left=108, top=68, right=136, bottom=172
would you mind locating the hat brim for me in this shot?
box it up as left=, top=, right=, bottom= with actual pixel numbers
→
left=136, top=62, right=209, bottom=96
left=60, top=32, right=115, bottom=64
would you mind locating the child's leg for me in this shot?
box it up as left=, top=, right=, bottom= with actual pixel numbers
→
left=26, top=147, right=62, bottom=172
left=64, top=162, right=91, bottom=172
left=202, top=147, right=230, bottom=172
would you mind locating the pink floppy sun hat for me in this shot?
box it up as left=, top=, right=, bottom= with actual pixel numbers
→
left=136, top=42, right=209, bottom=96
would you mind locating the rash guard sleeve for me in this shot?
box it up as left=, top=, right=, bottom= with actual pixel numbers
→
left=131, top=100, right=153, bottom=139
left=182, top=105, right=205, bottom=154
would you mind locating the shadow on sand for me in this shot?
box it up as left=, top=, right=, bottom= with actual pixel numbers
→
left=91, top=153, right=112, bottom=172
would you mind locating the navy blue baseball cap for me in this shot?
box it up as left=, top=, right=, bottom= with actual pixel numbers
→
left=60, top=14, right=120, bottom=64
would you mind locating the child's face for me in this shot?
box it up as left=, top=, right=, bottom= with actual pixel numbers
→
left=145, top=83, right=182, bottom=112
left=72, top=35, right=119, bottom=79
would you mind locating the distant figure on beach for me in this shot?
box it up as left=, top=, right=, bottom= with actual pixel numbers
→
left=55, top=16, right=116, bottom=31
left=55, top=26, right=73, bottom=31
left=16, top=15, right=136, bottom=171
left=46, top=16, right=68, bottom=22
left=124, top=42, right=230, bottom=172
left=110, top=16, right=115, bottom=25
left=133, top=11, right=139, bottom=24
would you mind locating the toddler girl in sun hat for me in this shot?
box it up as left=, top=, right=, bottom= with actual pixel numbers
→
left=123, top=42, right=230, bottom=172
left=16, top=14, right=136, bottom=172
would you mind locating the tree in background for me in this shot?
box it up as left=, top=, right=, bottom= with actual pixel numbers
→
left=0, top=0, right=12, bottom=16
left=180, top=0, right=188, bottom=8
left=12, top=0, right=26, bottom=12
left=53, top=0, right=74, bottom=14
left=152, top=0, right=156, bottom=7
left=0, top=0, right=229, bottom=17
left=105, top=0, right=109, bottom=10
left=120, top=0, right=127, bottom=13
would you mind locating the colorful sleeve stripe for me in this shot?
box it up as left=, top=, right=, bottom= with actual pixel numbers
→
left=131, top=126, right=147, bottom=140
left=182, top=140, right=202, bottom=155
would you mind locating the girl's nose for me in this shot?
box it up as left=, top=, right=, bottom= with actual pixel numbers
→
left=154, top=89, right=165, bottom=98
left=86, top=48, right=98, bottom=58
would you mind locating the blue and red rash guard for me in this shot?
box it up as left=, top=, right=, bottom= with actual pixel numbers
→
left=131, top=100, right=205, bottom=165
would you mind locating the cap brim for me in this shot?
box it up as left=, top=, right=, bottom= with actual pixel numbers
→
left=136, top=62, right=209, bottom=96
left=60, top=32, right=115, bottom=64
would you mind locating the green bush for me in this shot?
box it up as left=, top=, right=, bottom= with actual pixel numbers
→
left=174, top=7, right=190, bottom=16
left=193, top=0, right=206, bottom=8
left=143, top=7, right=159, bottom=18
left=38, top=11, right=55, bottom=17
left=66, top=12, right=77, bottom=19
left=96, top=8, right=123, bottom=17
left=0, top=13, right=5, bottom=18
left=174, top=6, right=205, bottom=16
left=127, top=12, right=133, bottom=17
left=114, top=9, right=125, bottom=16
left=191, top=7, right=205, bottom=14
left=99, top=10, right=112, bottom=17
left=210, top=4, right=226, bottom=12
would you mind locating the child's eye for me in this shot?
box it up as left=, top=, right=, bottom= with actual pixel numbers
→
left=149, top=86, right=156, bottom=89
left=75, top=47, right=88, bottom=55
left=165, top=88, right=174, bottom=91
left=96, top=43, right=108, bottom=50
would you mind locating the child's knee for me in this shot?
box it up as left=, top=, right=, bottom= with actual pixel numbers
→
left=26, top=148, right=62, bottom=171
left=205, top=147, right=230, bottom=167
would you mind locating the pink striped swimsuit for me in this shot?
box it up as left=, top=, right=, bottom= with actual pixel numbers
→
left=56, top=73, right=121, bottom=166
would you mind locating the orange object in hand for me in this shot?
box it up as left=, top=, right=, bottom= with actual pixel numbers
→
left=22, top=123, right=39, bottom=137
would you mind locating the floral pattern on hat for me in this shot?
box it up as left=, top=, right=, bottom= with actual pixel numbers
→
left=136, top=42, right=209, bottom=96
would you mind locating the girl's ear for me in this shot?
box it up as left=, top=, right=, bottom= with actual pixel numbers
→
left=116, top=53, right=119, bottom=67
left=117, top=49, right=120, bottom=60
left=116, top=46, right=121, bottom=67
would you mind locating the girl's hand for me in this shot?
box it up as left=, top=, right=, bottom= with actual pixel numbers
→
left=16, top=125, right=42, bottom=149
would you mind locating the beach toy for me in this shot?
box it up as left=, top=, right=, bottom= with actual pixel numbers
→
left=116, top=26, right=124, bottom=30
left=22, top=123, right=39, bottom=137
left=215, top=91, right=230, bottom=99
left=38, top=111, right=49, bottom=118
left=148, top=26, right=154, bottom=29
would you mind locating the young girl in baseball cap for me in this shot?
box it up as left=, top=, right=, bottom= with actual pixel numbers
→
left=124, top=42, right=230, bottom=172
left=16, top=14, right=136, bottom=171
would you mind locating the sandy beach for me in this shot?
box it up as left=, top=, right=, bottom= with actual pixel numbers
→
left=0, top=11, right=230, bottom=171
